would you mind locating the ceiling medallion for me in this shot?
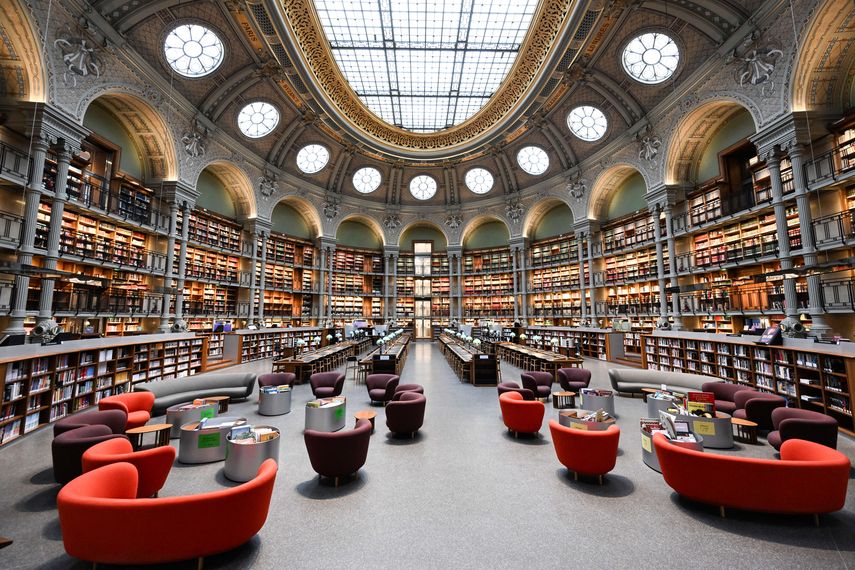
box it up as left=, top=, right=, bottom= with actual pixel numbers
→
left=273, top=0, right=585, bottom=159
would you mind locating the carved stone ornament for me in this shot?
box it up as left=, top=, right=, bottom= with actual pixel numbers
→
left=728, top=32, right=783, bottom=96
left=505, top=197, right=525, bottom=225
left=54, top=34, right=103, bottom=87
left=258, top=175, right=279, bottom=198
left=444, top=214, right=463, bottom=229
left=182, top=130, right=206, bottom=159
left=567, top=178, right=588, bottom=203
left=383, top=214, right=402, bottom=230
left=638, top=135, right=661, bottom=164
left=323, top=200, right=339, bottom=221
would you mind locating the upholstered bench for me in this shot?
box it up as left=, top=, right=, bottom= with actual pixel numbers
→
left=608, top=368, right=722, bottom=396
left=135, top=373, right=257, bottom=416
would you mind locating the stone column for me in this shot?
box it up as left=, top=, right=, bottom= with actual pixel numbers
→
left=519, top=243, right=528, bottom=323
left=391, top=252, right=398, bottom=321
left=6, top=136, right=48, bottom=334
left=247, top=230, right=259, bottom=325
left=457, top=254, right=464, bottom=321
left=766, top=150, right=800, bottom=325
left=318, top=246, right=326, bottom=322
left=511, top=245, right=519, bottom=322
left=38, top=141, right=74, bottom=319
left=327, top=244, right=334, bottom=321
left=447, top=251, right=455, bottom=323
left=789, top=144, right=832, bottom=338
left=174, top=202, right=191, bottom=321
left=664, top=203, right=684, bottom=330
left=586, top=232, right=597, bottom=323
left=651, top=204, right=669, bottom=324
left=159, top=202, right=179, bottom=332
left=577, top=231, right=587, bottom=323
left=258, top=231, right=268, bottom=324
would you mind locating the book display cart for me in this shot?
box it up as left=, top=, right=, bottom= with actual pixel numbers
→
left=642, top=331, right=855, bottom=435
left=0, top=333, right=207, bottom=445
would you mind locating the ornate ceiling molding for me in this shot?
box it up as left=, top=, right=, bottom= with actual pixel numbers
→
left=263, top=0, right=594, bottom=161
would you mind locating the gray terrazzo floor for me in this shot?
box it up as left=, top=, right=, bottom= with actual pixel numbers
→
left=1, top=340, right=855, bottom=569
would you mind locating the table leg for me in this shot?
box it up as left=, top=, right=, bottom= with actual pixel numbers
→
left=130, top=432, right=143, bottom=451
left=156, top=428, right=170, bottom=447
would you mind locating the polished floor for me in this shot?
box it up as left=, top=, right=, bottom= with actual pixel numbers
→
left=1, top=341, right=854, bottom=569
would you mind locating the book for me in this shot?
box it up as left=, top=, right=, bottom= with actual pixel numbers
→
left=686, top=392, right=716, bottom=417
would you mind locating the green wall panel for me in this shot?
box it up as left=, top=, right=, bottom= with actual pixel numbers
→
left=532, top=203, right=573, bottom=240
left=82, top=102, right=143, bottom=179
left=337, top=220, right=382, bottom=249
left=606, top=172, right=647, bottom=221
left=464, top=220, right=509, bottom=249
left=196, top=170, right=236, bottom=219
left=271, top=202, right=312, bottom=239
left=399, top=225, right=447, bottom=251
left=697, top=108, right=755, bottom=182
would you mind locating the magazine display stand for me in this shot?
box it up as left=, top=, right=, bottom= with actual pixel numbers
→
left=224, top=426, right=280, bottom=482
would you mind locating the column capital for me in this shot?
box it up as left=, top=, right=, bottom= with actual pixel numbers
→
left=160, top=180, right=199, bottom=206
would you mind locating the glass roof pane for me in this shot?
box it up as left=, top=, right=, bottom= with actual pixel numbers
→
left=313, top=0, right=539, bottom=133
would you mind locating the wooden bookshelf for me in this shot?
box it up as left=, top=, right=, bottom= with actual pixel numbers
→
left=183, top=282, right=238, bottom=316
left=223, top=327, right=329, bottom=363
left=183, top=208, right=243, bottom=253
left=0, top=333, right=207, bottom=445
left=601, top=211, right=655, bottom=254
left=641, top=331, right=855, bottom=435
left=181, top=245, right=241, bottom=285
left=525, top=326, right=625, bottom=361
left=530, top=235, right=578, bottom=267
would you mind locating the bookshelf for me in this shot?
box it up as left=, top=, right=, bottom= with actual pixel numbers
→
left=641, top=331, right=855, bottom=434
left=0, top=334, right=207, bottom=445
left=181, top=245, right=241, bottom=285
left=329, top=246, right=384, bottom=324
left=223, top=327, right=329, bottom=363
left=183, top=282, right=238, bottom=316
left=601, top=211, right=655, bottom=254
left=460, top=246, right=514, bottom=324
left=525, top=326, right=625, bottom=361
left=184, top=208, right=243, bottom=253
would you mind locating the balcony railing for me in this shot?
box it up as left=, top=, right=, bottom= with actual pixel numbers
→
left=0, top=140, right=30, bottom=185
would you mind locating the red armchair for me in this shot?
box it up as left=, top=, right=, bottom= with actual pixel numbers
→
left=700, top=381, right=750, bottom=415
left=57, top=459, right=277, bottom=567
left=520, top=371, right=553, bottom=400
left=549, top=420, right=620, bottom=484
left=82, top=438, right=175, bottom=498
left=365, top=373, right=400, bottom=405
left=499, top=391, right=545, bottom=437
left=767, top=408, right=838, bottom=450
left=309, top=372, right=345, bottom=398
left=732, top=390, right=786, bottom=430
left=654, top=433, right=850, bottom=519
left=98, top=392, right=155, bottom=430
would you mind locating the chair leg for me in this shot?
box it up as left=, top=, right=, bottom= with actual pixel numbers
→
left=598, top=475, right=604, bottom=486
left=813, top=514, right=820, bottom=527
left=573, top=471, right=578, bottom=481
left=197, top=556, right=204, bottom=570
left=719, top=506, right=726, bottom=518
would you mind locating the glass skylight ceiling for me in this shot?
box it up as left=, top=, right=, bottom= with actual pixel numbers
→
left=313, top=0, right=539, bottom=133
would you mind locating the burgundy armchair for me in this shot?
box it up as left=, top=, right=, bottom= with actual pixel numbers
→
left=386, top=392, right=426, bottom=437
left=304, top=419, right=372, bottom=486
left=366, top=374, right=400, bottom=405
left=309, top=372, right=346, bottom=398
left=497, top=382, right=535, bottom=401
left=557, top=368, right=591, bottom=392
left=52, top=425, right=129, bottom=484
left=732, top=390, right=787, bottom=430
left=258, top=372, right=296, bottom=390
left=82, top=438, right=176, bottom=498
left=701, top=381, right=750, bottom=415
left=767, top=407, right=838, bottom=450
left=520, top=371, right=553, bottom=400
left=53, top=410, right=127, bottom=437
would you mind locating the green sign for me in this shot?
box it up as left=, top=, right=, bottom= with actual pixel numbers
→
left=200, top=408, right=215, bottom=420
left=335, top=406, right=345, bottom=420
left=198, top=432, right=221, bottom=448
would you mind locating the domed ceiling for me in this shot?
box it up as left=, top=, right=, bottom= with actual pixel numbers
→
left=89, top=0, right=764, bottom=207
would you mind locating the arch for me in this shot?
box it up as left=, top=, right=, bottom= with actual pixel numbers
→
left=80, top=90, right=178, bottom=181
left=791, top=0, right=855, bottom=113
left=460, top=215, right=511, bottom=250
left=196, top=161, right=257, bottom=220
left=333, top=214, right=386, bottom=247
left=398, top=221, right=450, bottom=252
left=587, top=164, right=647, bottom=221
left=663, top=99, right=758, bottom=185
left=522, top=197, right=574, bottom=239
left=271, top=195, right=322, bottom=239
left=0, top=0, right=47, bottom=101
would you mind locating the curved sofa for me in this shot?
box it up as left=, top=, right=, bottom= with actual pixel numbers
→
left=654, top=433, right=850, bottom=516
left=135, top=373, right=257, bottom=416
left=609, top=369, right=722, bottom=395
left=82, top=438, right=175, bottom=498
left=57, top=459, right=277, bottom=566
